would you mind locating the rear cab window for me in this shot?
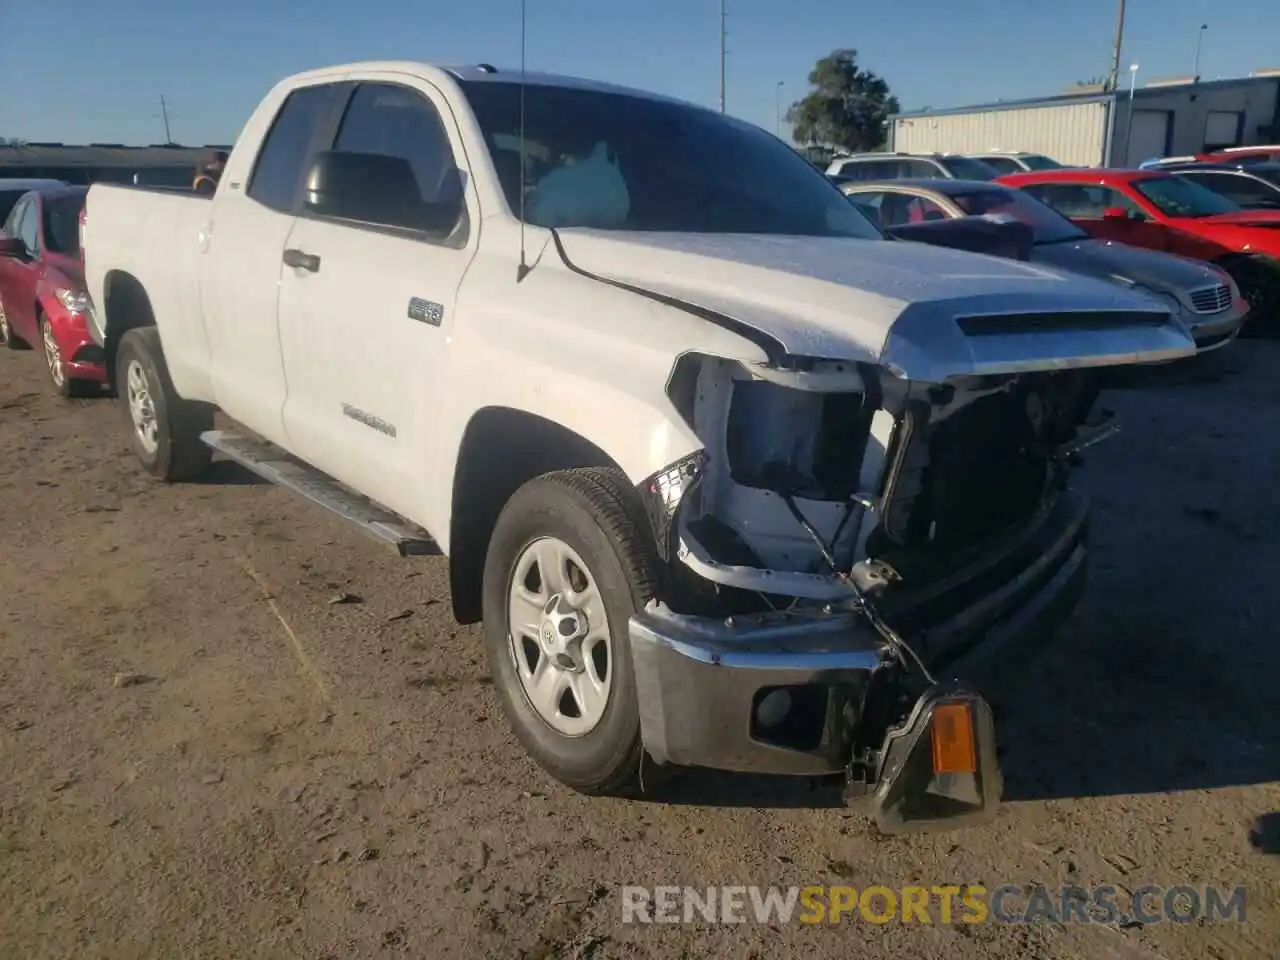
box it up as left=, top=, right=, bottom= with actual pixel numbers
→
left=977, top=156, right=1022, bottom=175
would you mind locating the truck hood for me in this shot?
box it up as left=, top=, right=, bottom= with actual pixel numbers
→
left=553, top=228, right=1197, bottom=381
left=1032, top=237, right=1225, bottom=296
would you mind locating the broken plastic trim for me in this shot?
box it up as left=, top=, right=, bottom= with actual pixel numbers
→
left=637, top=450, right=708, bottom=563
left=852, top=681, right=1002, bottom=834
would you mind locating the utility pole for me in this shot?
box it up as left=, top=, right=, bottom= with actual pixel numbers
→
left=719, top=0, right=726, bottom=113
left=1103, top=0, right=1127, bottom=166
left=1193, top=24, right=1208, bottom=80
left=159, top=94, right=173, bottom=143
left=1107, top=0, right=1127, bottom=93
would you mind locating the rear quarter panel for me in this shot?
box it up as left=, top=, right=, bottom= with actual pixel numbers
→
left=83, top=186, right=216, bottom=399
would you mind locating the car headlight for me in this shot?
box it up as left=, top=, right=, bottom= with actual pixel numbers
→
left=54, top=288, right=91, bottom=315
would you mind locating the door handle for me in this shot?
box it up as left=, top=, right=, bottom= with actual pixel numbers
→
left=283, top=248, right=321, bottom=272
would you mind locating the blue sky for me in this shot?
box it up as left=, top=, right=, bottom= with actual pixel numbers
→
left=2, top=0, right=1276, bottom=145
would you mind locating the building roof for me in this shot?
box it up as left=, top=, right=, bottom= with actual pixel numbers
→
left=0, top=144, right=232, bottom=169
left=892, top=74, right=1280, bottom=121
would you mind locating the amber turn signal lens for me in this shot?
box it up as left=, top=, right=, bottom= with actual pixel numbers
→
left=930, top=702, right=978, bottom=775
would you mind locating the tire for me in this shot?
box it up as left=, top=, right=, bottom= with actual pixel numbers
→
left=39, top=312, right=96, bottom=399
left=114, top=326, right=214, bottom=481
left=1218, top=255, right=1280, bottom=337
left=0, top=295, right=28, bottom=350
left=482, top=467, right=660, bottom=796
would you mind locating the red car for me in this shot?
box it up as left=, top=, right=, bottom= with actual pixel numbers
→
left=996, top=168, right=1280, bottom=323
left=0, top=185, right=106, bottom=397
left=1198, top=145, right=1280, bottom=164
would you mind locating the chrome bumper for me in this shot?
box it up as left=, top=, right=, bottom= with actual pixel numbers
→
left=629, top=489, right=1089, bottom=777
left=1185, top=308, right=1246, bottom=352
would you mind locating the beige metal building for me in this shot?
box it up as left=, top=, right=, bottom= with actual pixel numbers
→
left=890, top=72, right=1280, bottom=167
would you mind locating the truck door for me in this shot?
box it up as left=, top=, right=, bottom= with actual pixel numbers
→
left=197, top=81, right=347, bottom=447
left=276, top=77, right=479, bottom=524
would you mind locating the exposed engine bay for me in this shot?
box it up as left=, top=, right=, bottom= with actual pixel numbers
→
left=651, top=352, right=1108, bottom=618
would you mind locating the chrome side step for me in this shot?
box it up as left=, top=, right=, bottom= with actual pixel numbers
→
left=200, top=430, right=441, bottom=557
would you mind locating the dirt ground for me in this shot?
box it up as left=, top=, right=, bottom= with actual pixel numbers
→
left=0, top=340, right=1277, bottom=960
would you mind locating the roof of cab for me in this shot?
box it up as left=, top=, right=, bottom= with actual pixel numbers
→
left=844, top=178, right=1010, bottom=194
left=281, top=60, right=700, bottom=110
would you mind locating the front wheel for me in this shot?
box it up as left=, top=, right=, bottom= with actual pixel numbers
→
left=114, top=327, right=214, bottom=480
left=481, top=467, right=660, bottom=796
left=40, top=312, right=97, bottom=399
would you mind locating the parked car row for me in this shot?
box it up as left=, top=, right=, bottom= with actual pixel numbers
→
left=823, top=149, right=1280, bottom=333
left=0, top=62, right=1232, bottom=835
left=0, top=178, right=105, bottom=396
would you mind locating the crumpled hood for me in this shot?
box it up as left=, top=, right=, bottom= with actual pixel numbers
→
left=1032, top=238, right=1225, bottom=296
left=554, top=229, right=1195, bottom=377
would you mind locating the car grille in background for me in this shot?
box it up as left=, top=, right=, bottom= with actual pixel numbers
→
left=1189, top=283, right=1232, bottom=314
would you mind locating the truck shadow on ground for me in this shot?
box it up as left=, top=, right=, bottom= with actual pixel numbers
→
left=190, top=459, right=269, bottom=486
left=1251, top=813, right=1280, bottom=855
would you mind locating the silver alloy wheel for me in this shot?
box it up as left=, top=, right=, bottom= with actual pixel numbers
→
left=0, top=299, right=9, bottom=343
left=126, top=359, right=159, bottom=454
left=42, top=321, right=65, bottom=387
left=507, top=536, right=613, bottom=737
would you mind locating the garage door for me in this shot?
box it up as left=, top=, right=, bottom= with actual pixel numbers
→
left=1126, top=110, right=1171, bottom=165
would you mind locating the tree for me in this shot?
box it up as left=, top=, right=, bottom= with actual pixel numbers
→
left=786, top=49, right=900, bottom=153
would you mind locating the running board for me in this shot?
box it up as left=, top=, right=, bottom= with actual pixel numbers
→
left=200, top=430, right=441, bottom=557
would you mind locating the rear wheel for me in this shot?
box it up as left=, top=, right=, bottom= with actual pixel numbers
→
left=481, top=467, right=660, bottom=796
left=114, top=327, right=214, bottom=480
left=40, top=312, right=97, bottom=399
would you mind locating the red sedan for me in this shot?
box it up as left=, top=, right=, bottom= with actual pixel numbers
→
left=996, top=168, right=1280, bottom=323
left=0, top=185, right=106, bottom=397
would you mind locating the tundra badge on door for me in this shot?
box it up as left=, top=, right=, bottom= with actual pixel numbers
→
left=408, top=297, right=444, bottom=326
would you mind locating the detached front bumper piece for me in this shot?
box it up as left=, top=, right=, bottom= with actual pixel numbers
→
left=629, top=605, right=887, bottom=777
left=627, top=487, right=1089, bottom=830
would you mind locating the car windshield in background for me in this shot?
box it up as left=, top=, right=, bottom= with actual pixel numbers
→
left=42, top=192, right=87, bottom=255
left=0, top=190, right=26, bottom=225
left=457, top=80, right=882, bottom=238
left=936, top=156, right=999, bottom=180
left=949, top=187, right=1088, bottom=244
left=1019, top=154, right=1064, bottom=170
left=1134, top=175, right=1240, bottom=217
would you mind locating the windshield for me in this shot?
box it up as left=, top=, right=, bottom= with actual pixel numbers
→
left=1133, top=175, right=1240, bottom=217
left=1020, top=154, right=1064, bottom=170
left=936, top=156, right=999, bottom=180
left=948, top=187, right=1088, bottom=244
left=0, top=189, right=25, bottom=225
left=42, top=191, right=86, bottom=255
left=457, top=80, right=882, bottom=238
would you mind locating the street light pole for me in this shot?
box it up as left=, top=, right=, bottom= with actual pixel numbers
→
left=775, top=80, right=784, bottom=138
left=1193, top=24, right=1208, bottom=80
left=1123, top=64, right=1139, bottom=165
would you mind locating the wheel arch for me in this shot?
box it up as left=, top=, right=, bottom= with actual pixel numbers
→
left=448, top=406, right=630, bottom=625
left=101, top=270, right=157, bottom=392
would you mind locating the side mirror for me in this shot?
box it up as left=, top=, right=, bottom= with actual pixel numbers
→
left=0, top=236, right=26, bottom=259
left=1102, top=206, right=1135, bottom=222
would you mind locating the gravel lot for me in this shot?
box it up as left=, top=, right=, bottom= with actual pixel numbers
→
left=0, top=341, right=1276, bottom=959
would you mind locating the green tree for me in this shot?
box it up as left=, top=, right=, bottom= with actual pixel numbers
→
left=786, top=49, right=900, bottom=153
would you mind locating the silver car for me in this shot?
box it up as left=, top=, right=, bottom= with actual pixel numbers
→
left=842, top=178, right=1248, bottom=352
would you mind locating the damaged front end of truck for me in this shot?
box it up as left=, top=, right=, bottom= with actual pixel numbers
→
left=628, top=303, right=1194, bottom=833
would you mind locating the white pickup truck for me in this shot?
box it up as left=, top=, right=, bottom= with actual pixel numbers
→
left=83, top=61, right=1197, bottom=833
